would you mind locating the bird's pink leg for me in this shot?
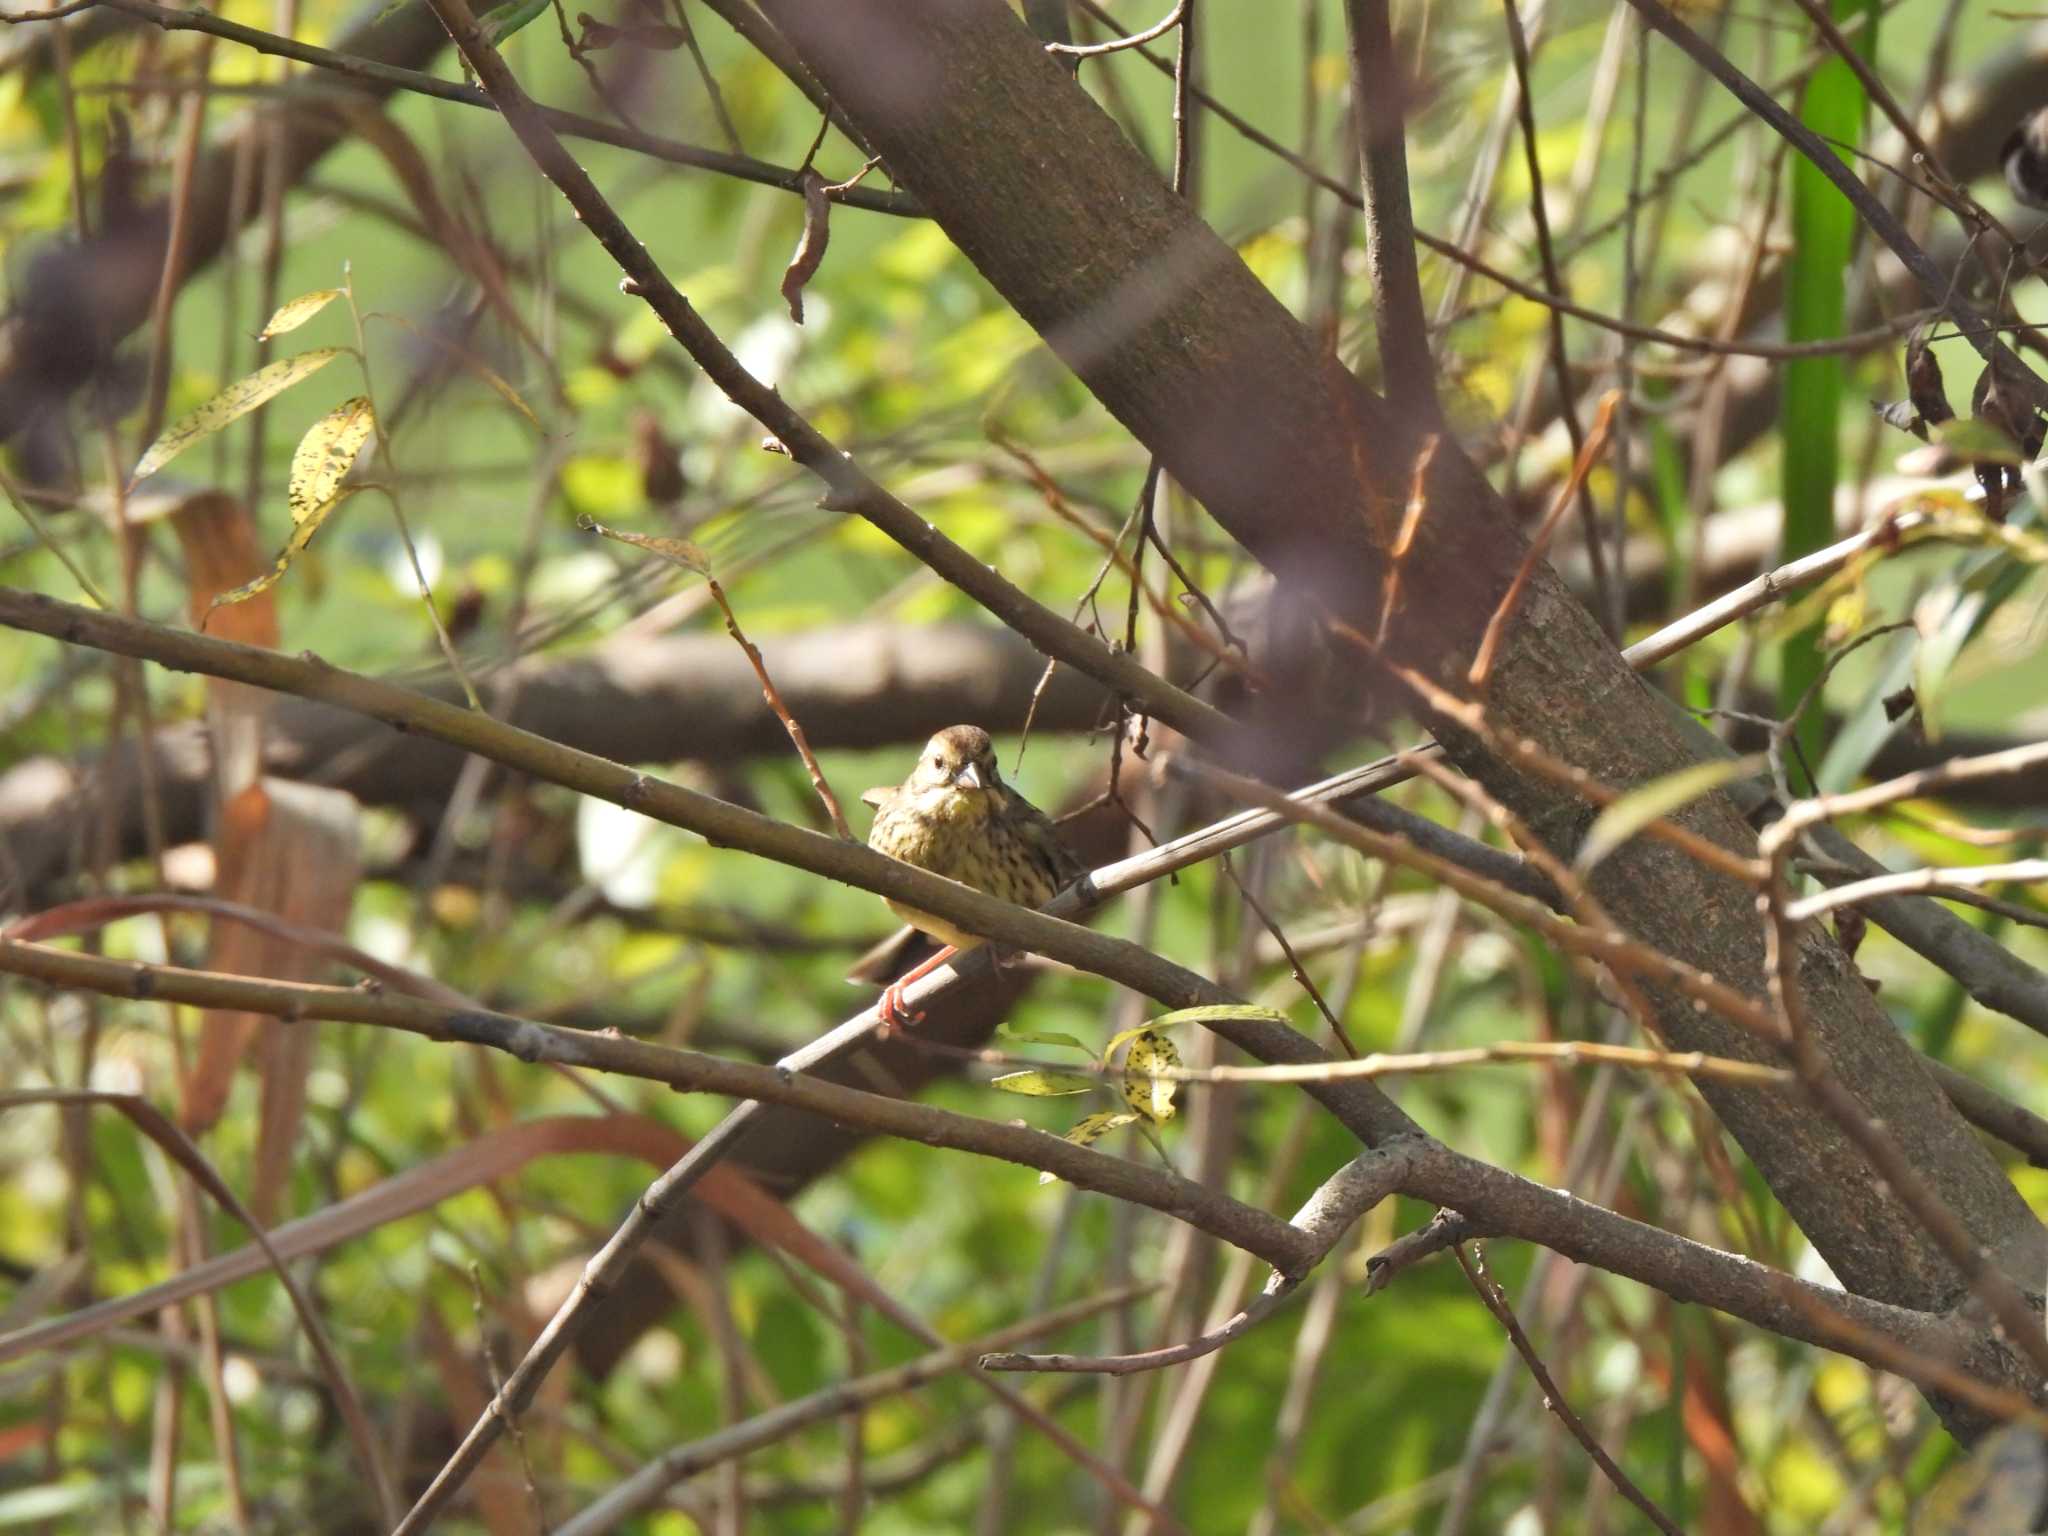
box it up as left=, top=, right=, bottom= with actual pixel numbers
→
left=878, top=944, right=959, bottom=1029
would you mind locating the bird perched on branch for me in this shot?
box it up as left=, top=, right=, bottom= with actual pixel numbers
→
left=860, top=725, right=1083, bottom=1025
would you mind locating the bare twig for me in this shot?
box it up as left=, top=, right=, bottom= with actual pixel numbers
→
left=702, top=573, right=854, bottom=839
left=1343, top=0, right=1435, bottom=418
left=1496, top=0, right=1614, bottom=633
left=1046, top=0, right=1184, bottom=57
left=1455, top=1243, right=1685, bottom=1536
left=1785, top=859, right=2048, bottom=923
left=1469, top=391, right=1621, bottom=687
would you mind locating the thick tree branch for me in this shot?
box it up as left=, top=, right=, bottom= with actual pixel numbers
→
left=0, top=619, right=1113, bottom=903
left=0, top=588, right=1246, bottom=1025
left=0, top=939, right=1323, bottom=1275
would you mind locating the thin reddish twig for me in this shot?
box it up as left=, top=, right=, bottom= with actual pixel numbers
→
left=704, top=576, right=854, bottom=840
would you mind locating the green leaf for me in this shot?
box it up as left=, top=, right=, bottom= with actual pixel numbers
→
left=475, top=0, right=551, bottom=46
left=257, top=288, right=345, bottom=340
left=287, top=396, right=376, bottom=523
left=1575, top=755, right=1766, bottom=873
left=990, top=1070, right=1096, bottom=1098
left=1120, top=1029, right=1180, bottom=1124
left=1039, top=1110, right=1138, bottom=1184
left=996, top=1024, right=1092, bottom=1055
left=131, top=349, right=345, bottom=485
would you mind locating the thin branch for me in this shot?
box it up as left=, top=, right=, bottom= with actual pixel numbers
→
left=1469, top=391, right=1620, bottom=686
left=1622, top=506, right=1934, bottom=669
left=922, top=1034, right=1794, bottom=1090
left=1046, top=0, right=1184, bottom=57
left=1773, top=740, right=2048, bottom=842
left=1785, top=859, right=2048, bottom=923
left=1455, top=1243, right=1685, bottom=1536
left=0, top=940, right=1322, bottom=1275
left=1342, top=0, right=1435, bottom=418
left=1926, top=1059, right=2048, bottom=1169
left=979, top=1278, right=1299, bottom=1375
left=982, top=1142, right=1423, bottom=1376
left=1497, top=0, right=1615, bottom=633
left=701, top=571, right=854, bottom=839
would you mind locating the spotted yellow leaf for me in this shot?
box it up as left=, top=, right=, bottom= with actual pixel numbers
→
left=1120, top=1029, right=1180, bottom=1124
left=257, top=289, right=345, bottom=341
left=131, top=349, right=345, bottom=486
left=200, top=488, right=361, bottom=626
left=1039, top=1110, right=1139, bottom=1184
left=288, top=396, right=376, bottom=523
left=1107, top=1005, right=1285, bottom=1063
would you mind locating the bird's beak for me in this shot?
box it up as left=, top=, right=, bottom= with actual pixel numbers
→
left=954, top=761, right=983, bottom=790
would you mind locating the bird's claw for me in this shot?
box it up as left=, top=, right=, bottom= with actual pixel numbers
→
left=877, top=980, right=924, bottom=1032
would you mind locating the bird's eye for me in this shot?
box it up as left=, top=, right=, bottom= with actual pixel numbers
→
left=931, top=755, right=944, bottom=769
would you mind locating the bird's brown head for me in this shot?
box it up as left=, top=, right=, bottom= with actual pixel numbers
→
left=896, top=725, right=1003, bottom=820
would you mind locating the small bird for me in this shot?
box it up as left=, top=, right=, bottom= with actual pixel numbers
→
left=860, top=725, right=1083, bottom=1024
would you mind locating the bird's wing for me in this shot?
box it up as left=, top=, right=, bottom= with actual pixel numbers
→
left=1015, top=799, right=1086, bottom=891
left=860, top=785, right=893, bottom=811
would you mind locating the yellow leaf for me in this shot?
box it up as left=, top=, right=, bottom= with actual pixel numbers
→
left=257, top=289, right=345, bottom=341
left=1039, top=1110, right=1139, bottom=1184
left=1120, top=1029, right=1180, bottom=1124
left=200, top=487, right=360, bottom=625
left=989, top=1070, right=1095, bottom=1097
left=132, top=350, right=345, bottom=486
left=1823, top=585, right=1868, bottom=648
left=581, top=516, right=711, bottom=574
left=288, top=397, right=377, bottom=525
